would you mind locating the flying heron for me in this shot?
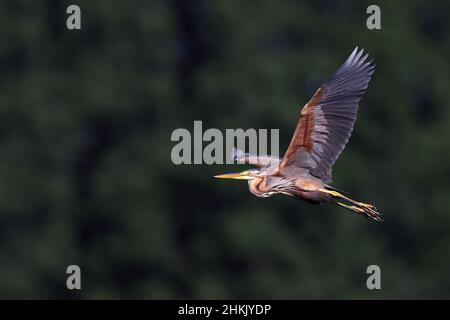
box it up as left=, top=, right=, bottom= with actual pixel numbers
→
left=215, top=47, right=381, bottom=221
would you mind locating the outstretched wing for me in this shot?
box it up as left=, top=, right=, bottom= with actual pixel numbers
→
left=232, top=147, right=280, bottom=168
left=279, top=47, right=375, bottom=183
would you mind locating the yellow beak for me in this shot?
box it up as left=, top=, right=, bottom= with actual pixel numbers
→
left=214, top=172, right=251, bottom=180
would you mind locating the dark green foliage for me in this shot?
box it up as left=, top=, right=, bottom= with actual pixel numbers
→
left=0, top=0, right=449, bottom=299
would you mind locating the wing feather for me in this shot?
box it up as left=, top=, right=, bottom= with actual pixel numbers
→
left=232, top=147, right=280, bottom=168
left=279, top=47, right=375, bottom=183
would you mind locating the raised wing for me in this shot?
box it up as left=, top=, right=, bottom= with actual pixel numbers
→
left=279, top=47, right=375, bottom=183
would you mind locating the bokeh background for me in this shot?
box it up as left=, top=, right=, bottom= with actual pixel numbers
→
left=1, top=0, right=450, bottom=299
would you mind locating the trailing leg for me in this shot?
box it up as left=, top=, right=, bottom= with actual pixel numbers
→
left=320, top=189, right=382, bottom=222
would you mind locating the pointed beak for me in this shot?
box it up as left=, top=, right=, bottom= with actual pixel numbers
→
left=214, top=172, right=250, bottom=180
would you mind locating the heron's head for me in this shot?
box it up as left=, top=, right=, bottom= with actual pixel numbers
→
left=214, top=169, right=262, bottom=180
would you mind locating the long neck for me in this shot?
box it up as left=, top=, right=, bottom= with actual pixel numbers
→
left=248, top=176, right=272, bottom=198
left=248, top=176, right=295, bottom=198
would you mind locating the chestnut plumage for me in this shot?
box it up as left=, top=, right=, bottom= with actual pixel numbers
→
left=215, top=48, right=381, bottom=222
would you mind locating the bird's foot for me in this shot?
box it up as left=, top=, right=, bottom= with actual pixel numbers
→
left=321, top=188, right=382, bottom=222
left=334, top=201, right=382, bottom=222
left=357, top=202, right=382, bottom=222
left=358, top=202, right=377, bottom=211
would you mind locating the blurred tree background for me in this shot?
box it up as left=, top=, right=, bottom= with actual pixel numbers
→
left=0, top=0, right=450, bottom=299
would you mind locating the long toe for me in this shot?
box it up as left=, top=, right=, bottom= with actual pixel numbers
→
left=368, top=209, right=383, bottom=222
left=359, top=202, right=377, bottom=211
